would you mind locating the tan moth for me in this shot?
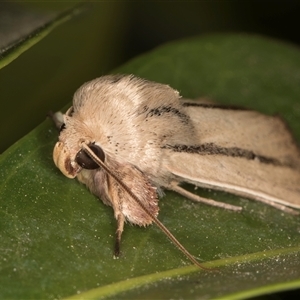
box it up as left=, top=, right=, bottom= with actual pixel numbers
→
left=53, top=74, right=300, bottom=269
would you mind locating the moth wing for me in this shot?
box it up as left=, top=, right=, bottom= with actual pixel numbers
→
left=164, top=101, right=300, bottom=209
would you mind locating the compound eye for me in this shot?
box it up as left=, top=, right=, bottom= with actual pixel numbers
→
left=75, top=144, right=105, bottom=169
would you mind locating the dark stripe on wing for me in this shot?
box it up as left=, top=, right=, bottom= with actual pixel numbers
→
left=162, top=143, right=285, bottom=166
left=182, top=102, right=248, bottom=111
left=146, top=105, right=190, bottom=124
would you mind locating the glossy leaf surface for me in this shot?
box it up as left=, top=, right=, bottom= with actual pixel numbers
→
left=1, top=34, right=300, bottom=299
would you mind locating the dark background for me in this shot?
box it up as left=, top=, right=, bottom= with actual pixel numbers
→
left=0, top=1, right=299, bottom=299
left=1, top=1, right=300, bottom=152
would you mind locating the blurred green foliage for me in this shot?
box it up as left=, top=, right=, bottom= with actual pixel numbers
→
left=1, top=1, right=300, bottom=153
left=0, top=2, right=128, bottom=152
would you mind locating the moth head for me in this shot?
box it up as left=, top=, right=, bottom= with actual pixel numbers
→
left=53, top=141, right=81, bottom=178
left=53, top=140, right=105, bottom=178
left=53, top=107, right=105, bottom=178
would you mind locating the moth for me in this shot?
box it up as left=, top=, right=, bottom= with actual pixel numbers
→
left=53, top=74, right=300, bottom=269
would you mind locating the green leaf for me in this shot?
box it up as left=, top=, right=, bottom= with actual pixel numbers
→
left=1, top=34, right=300, bottom=299
left=0, top=3, right=83, bottom=70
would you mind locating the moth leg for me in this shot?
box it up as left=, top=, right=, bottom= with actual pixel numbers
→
left=169, top=181, right=242, bottom=211
left=114, top=211, right=125, bottom=257
left=247, top=197, right=300, bottom=215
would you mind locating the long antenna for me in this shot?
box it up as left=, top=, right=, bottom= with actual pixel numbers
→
left=81, top=142, right=212, bottom=270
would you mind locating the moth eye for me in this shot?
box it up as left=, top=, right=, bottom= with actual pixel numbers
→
left=59, top=123, right=66, bottom=133
left=75, top=144, right=105, bottom=169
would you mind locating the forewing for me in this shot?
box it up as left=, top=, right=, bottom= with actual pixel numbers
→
left=164, top=100, right=300, bottom=209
